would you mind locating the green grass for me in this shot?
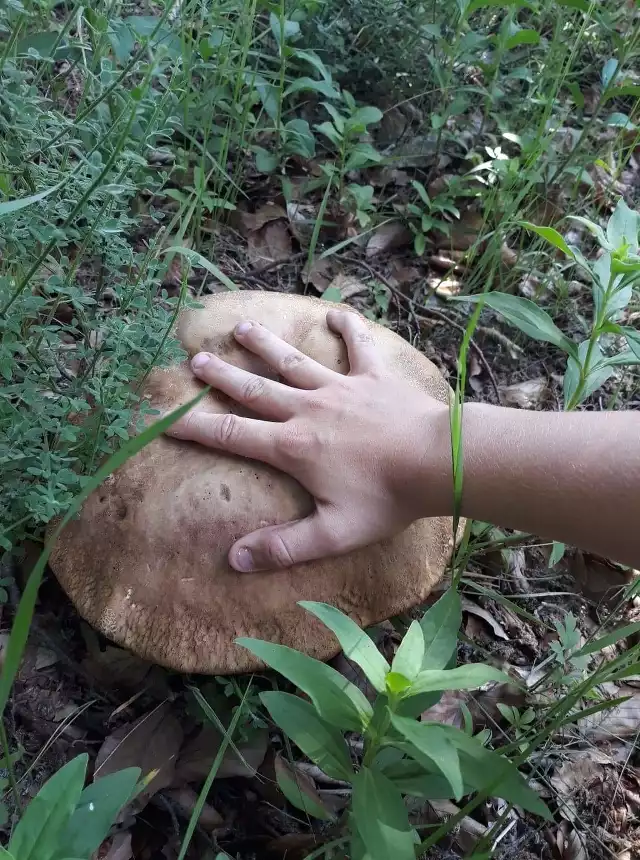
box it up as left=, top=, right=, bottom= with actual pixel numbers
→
left=1, top=0, right=640, bottom=856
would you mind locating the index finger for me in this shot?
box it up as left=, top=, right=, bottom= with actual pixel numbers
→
left=326, top=309, right=382, bottom=376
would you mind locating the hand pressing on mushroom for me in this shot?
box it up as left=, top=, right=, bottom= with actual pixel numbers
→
left=170, top=309, right=640, bottom=573
left=168, top=310, right=453, bottom=573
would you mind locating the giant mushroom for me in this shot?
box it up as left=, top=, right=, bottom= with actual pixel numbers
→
left=49, top=291, right=455, bottom=674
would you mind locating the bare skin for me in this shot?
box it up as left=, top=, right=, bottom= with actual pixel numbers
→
left=167, top=310, right=640, bottom=572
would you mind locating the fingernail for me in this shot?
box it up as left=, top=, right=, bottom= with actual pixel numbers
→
left=235, top=321, right=253, bottom=336
left=191, top=352, right=212, bottom=370
left=233, top=546, right=254, bottom=572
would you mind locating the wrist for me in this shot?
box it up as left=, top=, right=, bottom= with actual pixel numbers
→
left=410, top=398, right=455, bottom=519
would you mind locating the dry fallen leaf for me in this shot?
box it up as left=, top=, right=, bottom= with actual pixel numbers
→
left=274, top=753, right=336, bottom=819
left=426, top=274, right=462, bottom=298
left=429, top=800, right=487, bottom=853
left=551, top=749, right=615, bottom=821
left=553, top=822, right=588, bottom=860
left=500, top=378, right=548, bottom=409
left=435, top=209, right=484, bottom=251
left=286, top=201, right=317, bottom=245
left=247, top=220, right=292, bottom=265
left=95, top=702, right=183, bottom=805
left=366, top=222, right=412, bottom=257
left=570, top=550, right=635, bottom=606
left=100, top=831, right=133, bottom=860
left=163, top=786, right=223, bottom=831
left=302, top=257, right=335, bottom=292
left=500, top=242, right=518, bottom=267
left=326, top=274, right=368, bottom=300
left=578, top=686, right=640, bottom=740
left=462, top=598, right=509, bottom=640
left=175, top=723, right=268, bottom=782
left=82, top=643, right=152, bottom=689
left=428, top=251, right=466, bottom=273
left=240, top=203, right=288, bottom=233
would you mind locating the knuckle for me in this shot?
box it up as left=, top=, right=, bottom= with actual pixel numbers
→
left=278, top=350, right=306, bottom=373
left=241, top=375, right=267, bottom=402
left=264, top=534, right=295, bottom=568
left=216, top=412, right=241, bottom=445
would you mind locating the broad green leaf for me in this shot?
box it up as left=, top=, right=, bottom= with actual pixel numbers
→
left=505, top=30, right=540, bottom=50
left=601, top=58, right=619, bottom=89
left=162, top=246, right=238, bottom=291
left=623, top=327, right=640, bottom=360
left=239, top=639, right=372, bottom=731
left=391, top=621, right=424, bottom=683
left=440, top=727, right=551, bottom=818
left=352, top=768, right=416, bottom=860
left=0, top=849, right=14, bottom=859
left=0, top=183, right=62, bottom=218
left=260, top=692, right=354, bottom=780
left=274, top=754, right=333, bottom=820
left=16, top=32, right=76, bottom=59
left=601, top=351, right=640, bottom=368
left=520, top=222, right=574, bottom=258
left=411, top=663, right=510, bottom=695
left=564, top=341, right=613, bottom=408
left=315, top=121, right=342, bottom=147
left=566, top=215, right=608, bottom=247
left=299, top=602, right=389, bottom=693
left=453, top=292, right=576, bottom=357
left=603, top=84, right=640, bottom=102
left=549, top=542, right=566, bottom=567
left=253, top=147, right=278, bottom=174
left=382, top=758, right=463, bottom=799
left=606, top=112, right=636, bottom=130
left=54, top=768, right=140, bottom=859
left=419, top=589, right=461, bottom=669
left=292, top=49, right=333, bottom=82
left=346, top=106, right=383, bottom=132
left=606, top=198, right=639, bottom=253
left=321, top=286, right=342, bottom=302
left=391, top=717, right=464, bottom=799
left=269, top=13, right=300, bottom=46
left=345, top=143, right=382, bottom=170
left=9, top=754, right=88, bottom=860
left=573, top=621, right=640, bottom=658
left=284, top=77, right=340, bottom=99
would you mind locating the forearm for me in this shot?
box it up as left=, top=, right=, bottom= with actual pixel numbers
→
left=455, top=404, right=640, bottom=567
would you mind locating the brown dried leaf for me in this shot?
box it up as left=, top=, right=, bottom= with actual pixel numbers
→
left=435, top=209, right=484, bottom=251
left=286, top=201, right=317, bottom=245
left=428, top=252, right=466, bottom=273
left=462, top=598, right=509, bottom=640
left=500, top=378, right=548, bottom=410
left=94, top=702, right=183, bottom=805
left=570, top=550, right=635, bottom=606
left=551, top=749, right=614, bottom=821
left=429, top=800, right=487, bottom=853
left=247, top=220, right=292, bottom=265
left=326, top=274, right=368, bottom=300
left=366, top=222, right=412, bottom=257
left=426, top=274, right=462, bottom=298
left=579, top=686, right=640, bottom=740
left=100, top=831, right=133, bottom=860
left=175, top=724, right=268, bottom=782
left=82, top=643, right=152, bottom=688
left=421, top=690, right=466, bottom=728
left=240, top=203, right=288, bottom=233
left=302, top=257, right=334, bottom=292
left=553, top=823, right=588, bottom=860
left=163, top=786, right=223, bottom=831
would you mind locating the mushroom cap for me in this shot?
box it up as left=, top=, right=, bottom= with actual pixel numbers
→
left=49, top=291, right=455, bottom=674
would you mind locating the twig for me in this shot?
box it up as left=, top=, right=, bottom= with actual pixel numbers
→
left=352, top=259, right=503, bottom=405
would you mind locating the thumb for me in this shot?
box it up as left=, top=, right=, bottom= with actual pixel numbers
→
left=228, top=510, right=350, bottom=572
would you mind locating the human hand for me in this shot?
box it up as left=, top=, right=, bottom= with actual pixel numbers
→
left=167, top=310, right=453, bottom=572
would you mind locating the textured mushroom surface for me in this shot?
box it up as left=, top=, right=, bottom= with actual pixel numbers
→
left=50, top=291, right=455, bottom=673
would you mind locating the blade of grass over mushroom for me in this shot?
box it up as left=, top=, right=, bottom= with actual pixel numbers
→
left=299, top=601, right=390, bottom=693
left=161, top=246, right=239, bottom=291
left=236, top=638, right=373, bottom=731
left=0, top=388, right=209, bottom=721
left=177, top=681, right=251, bottom=860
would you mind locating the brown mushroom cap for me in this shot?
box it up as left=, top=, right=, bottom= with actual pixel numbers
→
left=50, top=291, right=455, bottom=674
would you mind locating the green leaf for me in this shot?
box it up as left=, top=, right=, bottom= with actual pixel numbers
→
left=345, top=143, right=382, bottom=170
left=623, top=327, right=640, bottom=360
left=274, top=754, right=333, bottom=820
left=382, top=758, right=461, bottom=799
left=602, top=58, right=619, bottom=89
left=346, top=106, right=383, bottom=132
left=603, top=84, right=640, bottom=102
left=0, top=849, right=14, bottom=859
left=315, top=121, right=342, bottom=148
left=299, top=602, right=389, bottom=693
left=391, top=716, right=464, bottom=799
left=556, top=0, right=590, bottom=10
left=253, top=147, right=279, bottom=175
left=505, top=30, right=540, bottom=50
left=549, top=542, right=566, bottom=567
left=0, top=183, right=63, bottom=218
left=466, top=0, right=531, bottom=15
left=391, top=621, right=424, bottom=683
left=9, top=755, right=88, bottom=860
left=573, top=621, right=640, bottom=658
left=284, top=77, right=339, bottom=100
left=238, top=639, right=372, bottom=731
left=260, top=691, right=354, bottom=780
left=54, top=768, right=141, bottom=859
left=453, top=292, right=576, bottom=357
left=440, top=727, right=551, bottom=818
left=420, top=589, right=461, bottom=669
left=352, top=768, right=416, bottom=860
left=321, top=286, right=343, bottom=302
left=16, top=32, right=76, bottom=60
left=606, top=198, right=639, bottom=252
left=607, top=112, right=636, bottom=130
left=521, top=222, right=574, bottom=258
left=269, top=13, right=300, bottom=46
left=567, top=82, right=585, bottom=109
left=162, top=246, right=238, bottom=291
left=411, top=663, right=510, bottom=695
